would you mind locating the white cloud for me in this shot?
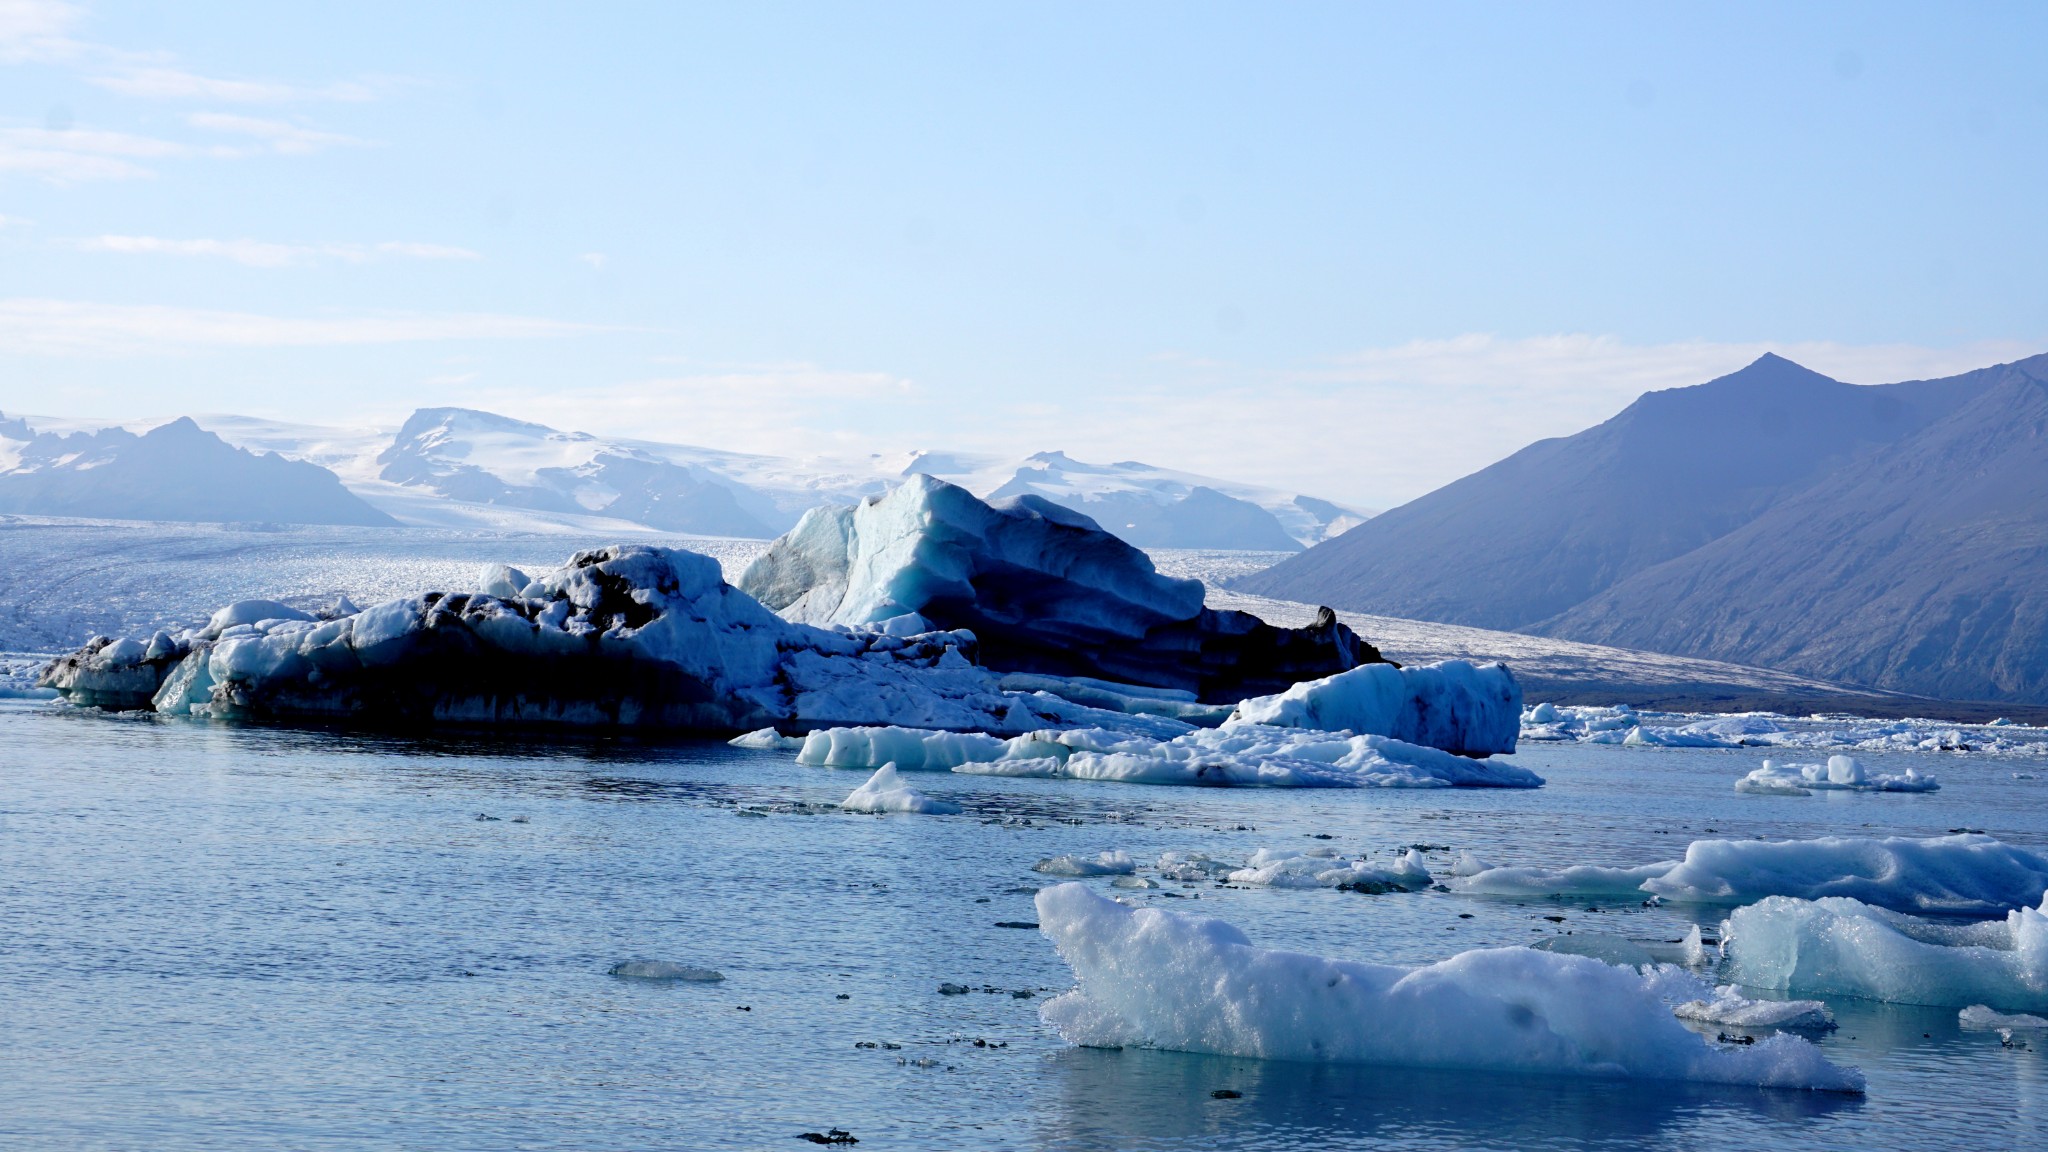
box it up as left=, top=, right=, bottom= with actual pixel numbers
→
left=87, top=66, right=378, bottom=104
left=0, top=297, right=615, bottom=354
left=72, top=234, right=481, bottom=268
left=186, top=112, right=365, bottom=155
left=0, top=0, right=83, bottom=64
left=578, top=252, right=607, bottom=269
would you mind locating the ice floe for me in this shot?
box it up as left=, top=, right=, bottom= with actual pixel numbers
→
left=1231, top=659, right=1522, bottom=757
left=1673, top=987, right=1835, bottom=1031
left=1643, top=833, right=2048, bottom=917
left=730, top=727, right=805, bottom=750
left=1521, top=703, right=2048, bottom=757
left=1448, top=859, right=1679, bottom=900
left=1734, top=756, right=1938, bottom=795
left=737, top=474, right=1383, bottom=702
left=1723, top=892, right=2048, bottom=1010
left=839, top=763, right=962, bottom=815
left=792, top=721, right=1544, bottom=790
left=1033, top=883, right=1862, bottom=1091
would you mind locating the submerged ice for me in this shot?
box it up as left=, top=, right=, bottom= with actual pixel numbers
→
left=1032, top=883, right=1862, bottom=1092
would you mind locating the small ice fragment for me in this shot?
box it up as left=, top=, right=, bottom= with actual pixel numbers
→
left=1959, top=1005, right=2048, bottom=1030
left=1682, top=924, right=1707, bottom=966
left=1035, top=851, right=1137, bottom=877
left=839, top=763, right=962, bottom=815
left=729, top=727, right=803, bottom=750
left=608, top=961, right=725, bottom=982
left=1674, top=987, right=1835, bottom=1030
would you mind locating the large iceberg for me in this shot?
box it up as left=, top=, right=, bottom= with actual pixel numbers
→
left=40, top=545, right=1122, bottom=735
left=737, top=475, right=1385, bottom=703
left=792, top=721, right=1545, bottom=790
left=1033, top=883, right=1861, bottom=1091
left=1723, top=892, right=2048, bottom=1010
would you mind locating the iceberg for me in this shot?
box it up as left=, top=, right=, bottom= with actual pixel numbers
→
left=1734, top=756, right=1938, bottom=795
left=38, top=545, right=1168, bottom=736
left=789, top=721, right=1544, bottom=790
left=1643, top=833, right=2048, bottom=917
left=1672, top=987, right=1835, bottom=1031
left=1033, top=883, right=1862, bottom=1091
left=737, top=475, right=1384, bottom=703
left=1723, top=892, right=2048, bottom=1010
left=1230, top=659, right=1522, bottom=757
left=839, top=763, right=962, bottom=815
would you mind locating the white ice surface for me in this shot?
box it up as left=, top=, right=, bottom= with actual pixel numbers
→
left=1673, top=987, right=1835, bottom=1030
left=1735, top=756, right=1939, bottom=795
left=1522, top=703, right=2048, bottom=759
left=1724, top=893, right=2048, bottom=1010
left=838, top=763, right=962, bottom=815
left=1644, top=834, right=2048, bottom=917
left=1226, top=846, right=1432, bottom=891
left=1033, top=883, right=1862, bottom=1091
left=1959, top=1005, right=2048, bottom=1030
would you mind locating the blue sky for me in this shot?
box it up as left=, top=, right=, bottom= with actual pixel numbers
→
left=2, top=1, right=2044, bottom=507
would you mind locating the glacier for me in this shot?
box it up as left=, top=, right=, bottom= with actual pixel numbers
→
left=1033, top=883, right=1862, bottom=1091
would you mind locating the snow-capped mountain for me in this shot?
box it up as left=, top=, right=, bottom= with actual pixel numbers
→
left=193, top=408, right=1371, bottom=547
left=0, top=414, right=395, bottom=527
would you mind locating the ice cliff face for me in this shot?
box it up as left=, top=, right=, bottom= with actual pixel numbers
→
left=738, top=475, right=1384, bottom=703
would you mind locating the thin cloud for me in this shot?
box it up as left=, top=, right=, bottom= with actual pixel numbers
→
left=0, top=0, right=84, bottom=64
left=0, top=124, right=189, bottom=182
left=186, top=112, right=366, bottom=155
left=72, top=234, right=481, bottom=268
left=87, top=66, right=380, bottom=104
left=0, top=297, right=618, bottom=355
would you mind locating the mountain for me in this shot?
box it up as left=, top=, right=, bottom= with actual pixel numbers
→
left=1238, top=353, right=2001, bottom=630
left=1545, top=361, right=2048, bottom=701
left=0, top=415, right=396, bottom=527
left=375, top=408, right=782, bottom=538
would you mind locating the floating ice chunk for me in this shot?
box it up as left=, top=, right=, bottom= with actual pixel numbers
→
left=477, top=563, right=530, bottom=599
left=1034, top=850, right=1137, bottom=877
left=1449, top=862, right=1678, bottom=900
left=1529, top=933, right=1657, bottom=969
left=1227, top=846, right=1431, bottom=892
left=729, top=727, right=803, bottom=751
left=1674, top=987, right=1835, bottom=1030
left=1156, top=851, right=1236, bottom=881
left=1229, top=659, right=1522, bottom=757
left=1959, top=1005, right=2048, bottom=1030
left=1724, top=892, right=2048, bottom=1010
left=608, top=960, right=726, bottom=981
left=1033, top=883, right=1862, bottom=1091
left=792, top=721, right=1545, bottom=791
left=1682, top=924, right=1709, bottom=966
left=1644, top=834, right=2048, bottom=917
left=1735, top=757, right=1938, bottom=795
left=838, top=763, right=963, bottom=815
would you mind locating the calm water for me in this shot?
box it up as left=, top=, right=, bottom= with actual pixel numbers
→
left=2, top=700, right=2045, bottom=1151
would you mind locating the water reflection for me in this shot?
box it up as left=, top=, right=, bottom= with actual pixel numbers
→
left=1034, top=1046, right=1860, bottom=1151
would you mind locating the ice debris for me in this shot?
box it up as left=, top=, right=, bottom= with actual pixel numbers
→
left=737, top=474, right=1384, bottom=702
left=1032, top=883, right=1862, bottom=1091
left=1034, top=851, right=1137, bottom=877
left=1448, top=860, right=1678, bottom=900
left=1959, top=1005, right=2048, bottom=1030
left=1521, top=703, right=2048, bottom=758
left=839, top=763, right=962, bottom=815
left=1226, top=846, right=1431, bottom=892
left=1724, top=891, right=2048, bottom=1010
left=796, top=722, right=1543, bottom=790
left=730, top=727, right=805, bottom=750
left=1673, top=987, right=1835, bottom=1031
left=1734, top=756, right=1938, bottom=795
